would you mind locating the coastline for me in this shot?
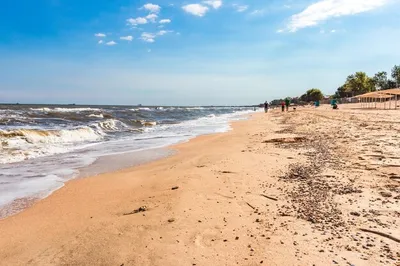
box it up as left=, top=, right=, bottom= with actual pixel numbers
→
left=0, top=106, right=253, bottom=217
left=1, top=107, right=399, bottom=265
left=0, top=147, right=176, bottom=220
left=0, top=109, right=253, bottom=219
left=0, top=111, right=253, bottom=219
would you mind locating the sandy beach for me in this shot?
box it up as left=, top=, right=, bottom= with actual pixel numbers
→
left=0, top=105, right=399, bottom=266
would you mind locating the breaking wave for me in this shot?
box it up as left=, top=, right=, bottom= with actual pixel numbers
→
left=132, top=120, right=157, bottom=127
left=131, top=107, right=152, bottom=111
left=88, top=113, right=104, bottom=119
left=0, top=117, right=161, bottom=164
left=0, top=127, right=104, bottom=144
left=0, top=127, right=105, bottom=164
left=31, top=107, right=101, bottom=113
left=92, top=119, right=130, bottom=132
left=184, top=107, right=205, bottom=110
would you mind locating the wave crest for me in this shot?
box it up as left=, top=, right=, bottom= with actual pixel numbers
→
left=132, top=120, right=157, bottom=127
left=0, top=127, right=103, bottom=144
left=92, top=119, right=130, bottom=132
left=88, top=113, right=104, bottom=119
left=31, top=107, right=101, bottom=113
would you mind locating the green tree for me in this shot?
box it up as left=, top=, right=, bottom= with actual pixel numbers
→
left=300, top=93, right=308, bottom=102
left=387, top=80, right=397, bottom=89
left=344, top=72, right=375, bottom=96
left=303, top=88, right=323, bottom=102
left=334, top=85, right=349, bottom=98
left=391, top=65, right=400, bottom=87
left=291, top=97, right=300, bottom=104
left=270, top=99, right=283, bottom=106
left=373, top=71, right=388, bottom=90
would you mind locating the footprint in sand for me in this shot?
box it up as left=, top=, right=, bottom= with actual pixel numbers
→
left=193, top=229, right=221, bottom=248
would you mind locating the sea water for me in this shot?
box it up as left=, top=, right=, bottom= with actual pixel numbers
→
left=0, top=104, right=256, bottom=218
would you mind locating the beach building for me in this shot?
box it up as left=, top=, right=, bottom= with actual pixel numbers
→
left=355, top=88, right=400, bottom=109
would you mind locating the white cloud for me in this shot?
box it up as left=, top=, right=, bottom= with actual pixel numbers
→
left=276, top=29, right=284, bottom=33
left=146, top=13, right=158, bottom=23
left=106, top=41, right=117, bottom=46
left=233, top=4, right=248, bottom=12
left=141, top=32, right=156, bottom=43
left=182, top=4, right=209, bottom=16
left=131, top=26, right=144, bottom=31
left=287, top=0, right=388, bottom=32
left=250, top=9, right=264, bottom=16
left=127, top=17, right=148, bottom=25
left=139, top=30, right=171, bottom=43
left=98, top=40, right=104, bottom=44
left=331, top=29, right=336, bottom=33
left=120, top=36, right=133, bottom=41
left=159, top=19, right=171, bottom=24
left=203, top=0, right=222, bottom=9
left=157, top=30, right=173, bottom=36
left=284, top=5, right=291, bottom=9
left=95, top=33, right=106, bottom=37
left=143, top=3, right=161, bottom=13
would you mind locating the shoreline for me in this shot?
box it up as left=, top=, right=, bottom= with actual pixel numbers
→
left=0, top=147, right=176, bottom=220
left=0, top=111, right=254, bottom=219
left=1, top=107, right=399, bottom=265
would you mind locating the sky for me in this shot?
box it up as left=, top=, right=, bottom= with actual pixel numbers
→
left=1, top=0, right=400, bottom=105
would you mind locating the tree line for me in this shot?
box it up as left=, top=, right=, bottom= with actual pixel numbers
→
left=269, top=88, right=324, bottom=106
left=334, top=65, right=400, bottom=98
left=268, top=64, right=399, bottom=105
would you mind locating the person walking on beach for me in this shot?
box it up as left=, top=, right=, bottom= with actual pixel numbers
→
left=264, top=101, right=269, bottom=113
left=281, top=101, right=285, bottom=112
left=285, top=98, right=290, bottom=112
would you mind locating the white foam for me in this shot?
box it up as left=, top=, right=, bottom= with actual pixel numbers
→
left=92, top=119, right=129, bottom=131
left=0, top=127, right=104, bottom=164
left=31, top=107, right=101, bottom=113
left=184, top=107, right=205, bottom=110
left=135, top=120, right=157, bottom=126
left=131, top=107, right=152, bottom=111
left=0, top=174, right=65, bottom=208
left=88, top=113, right=104, bottom=118
left=155, top=109, right=253, bottom=136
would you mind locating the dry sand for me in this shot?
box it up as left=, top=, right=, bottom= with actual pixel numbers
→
left=0, top=105, right=399, bottom=266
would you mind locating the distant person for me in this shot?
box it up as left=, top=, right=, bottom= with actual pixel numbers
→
left=281, top=102, right=285, bottom=112
left=331, top=99, right=338, bottom=109
left=264, top=101, right=269, bottom=113
left=285, top=98, right=290, bottom=111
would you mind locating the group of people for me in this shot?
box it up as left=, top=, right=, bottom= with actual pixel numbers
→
left=262, top=98, right=339, bottom=112
left=281, top=98, right=291, bottom=112
left=263, top=98, right=291, bottom=113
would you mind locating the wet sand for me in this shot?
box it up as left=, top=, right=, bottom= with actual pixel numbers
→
left=0, top=105, right=399, bottom=265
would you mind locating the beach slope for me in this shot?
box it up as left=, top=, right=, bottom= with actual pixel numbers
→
left=0, top=107, right=399, bottom=265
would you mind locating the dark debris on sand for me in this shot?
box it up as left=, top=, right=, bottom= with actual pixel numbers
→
left=123, top=206, right=147, bottom=216
left=266, top=112, right=400, bottom=263
left=278, top=137, right=363, bottom=232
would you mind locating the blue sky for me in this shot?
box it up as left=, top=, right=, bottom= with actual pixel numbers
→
left=1, top=0, right=400, bottom=105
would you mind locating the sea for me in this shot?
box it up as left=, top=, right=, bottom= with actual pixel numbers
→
left=0, top=104, right=256, bottom=218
